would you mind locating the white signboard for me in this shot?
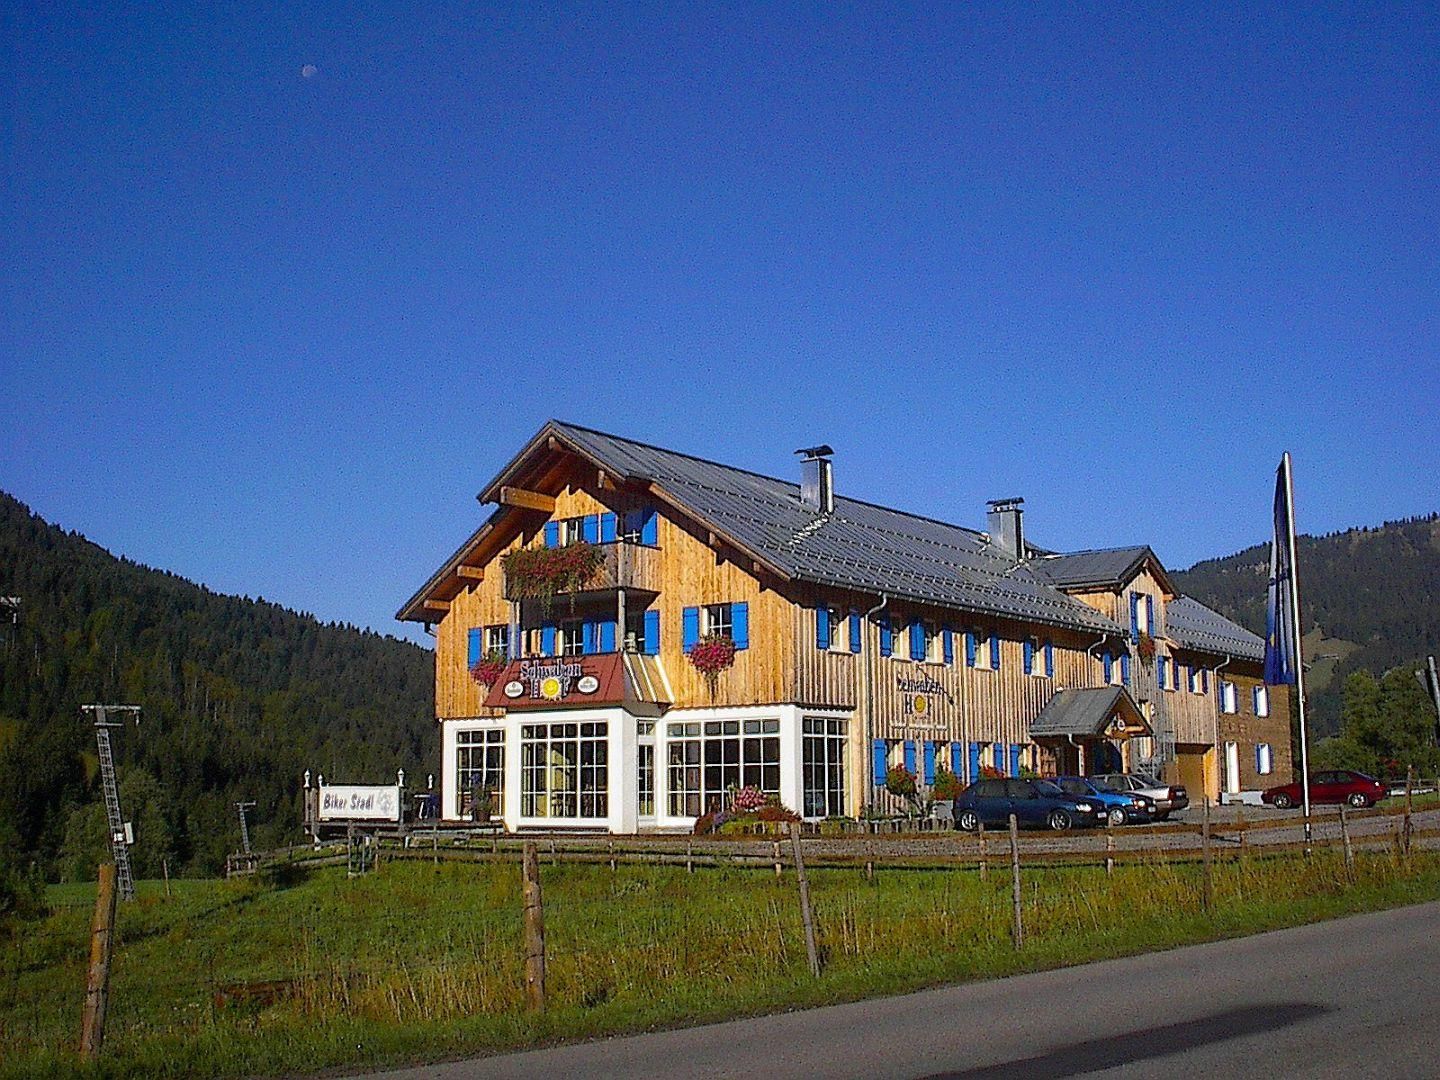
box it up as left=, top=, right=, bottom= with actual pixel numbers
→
left=318, top=784, right=401, bottom=822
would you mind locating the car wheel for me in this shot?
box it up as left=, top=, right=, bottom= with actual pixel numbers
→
left=957, top=809, right=980, bottom=833
left=1107, top=807, right=1127, bottom=827
left=1155, top=812, right=1170, bottom=822
left=1047, top=809, right=1072, bottom=831
left=1273, top=793, right=1293, bottom=809
left=1347, top=793, right=1370, bottom=808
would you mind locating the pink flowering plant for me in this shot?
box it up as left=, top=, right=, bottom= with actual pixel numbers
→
left=688, top=633, right=737, bottom=694
left=502, top=541, right=603, bottom=614
left=469, top=650, right=509, bottom=689
left=732, top=786, right=767, bottom=813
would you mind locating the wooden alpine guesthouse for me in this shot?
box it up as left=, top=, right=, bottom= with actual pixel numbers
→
left=398, top=421, right=1291, bottom=833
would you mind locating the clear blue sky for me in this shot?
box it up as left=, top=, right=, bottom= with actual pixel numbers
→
left=4, top=3, right=1437, bottom=646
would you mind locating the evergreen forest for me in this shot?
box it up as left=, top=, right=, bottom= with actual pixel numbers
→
left=0, top=492, right=434, bottom=885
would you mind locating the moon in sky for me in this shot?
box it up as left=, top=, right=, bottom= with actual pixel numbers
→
left=301, top=64, right=318, bottom=78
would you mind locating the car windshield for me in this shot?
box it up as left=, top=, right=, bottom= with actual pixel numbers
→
left=1057, top=779, right=1087, bottom=796
left=1034, top=780, right=1065, bottom=798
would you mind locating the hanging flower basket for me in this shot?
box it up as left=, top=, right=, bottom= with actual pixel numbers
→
left=1136, top=631, right=1157, bottom=665
left=469, top=650, right=509, bottom=689
left=688, top=633, right=736, bottom=695
left=502, top=541, right=603, bottom=614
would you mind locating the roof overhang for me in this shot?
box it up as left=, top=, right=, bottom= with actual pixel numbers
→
left=1030, top=686, right=1151, bottom=740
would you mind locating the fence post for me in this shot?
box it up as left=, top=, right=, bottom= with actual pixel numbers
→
left=162, top=857, right=172, bottom=899
left=1235, top=802, right=1247, bottom=867
left=1105, top=823, right=1115, bottom=876
left=1201, top=797, right=1213, bottom=914
left=608, top=839, right=616, bottom=873
left=686, top=840, right=694, bottom=874
left=772, top=839, right=783, bottom=880
left=788, top=822, right=821, bottom=977
left=978, top=820, right=988, bottom=882
left=1403, top=767, right=1414, bottom=858
left=1008, top=814, right=1023, bottom=949
left=79, top=863, right=118, bottom=1060
left=1340, top=803, right=1354, bottom=879
left=522, top=842, right=546, bottom=1013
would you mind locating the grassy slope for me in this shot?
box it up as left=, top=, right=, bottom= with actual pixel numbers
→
left=4, top=852, right=1440, bottom=1079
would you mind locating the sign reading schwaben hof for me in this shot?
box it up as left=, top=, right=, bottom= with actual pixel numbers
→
left=483, top=653, right=626, bottom=710
left=318, top=784, right=402, bottom=822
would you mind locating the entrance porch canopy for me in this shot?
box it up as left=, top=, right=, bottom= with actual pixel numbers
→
left=1030, top=686, right=1150, bottom=742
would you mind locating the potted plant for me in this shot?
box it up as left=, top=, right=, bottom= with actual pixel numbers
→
left=1136, top=631, right=1157, bottom=665
left=472, top=785, right=494, bottom=824
left=501, top=541, right=604, bottom=614
left=687, top=633, right=737, bottom=695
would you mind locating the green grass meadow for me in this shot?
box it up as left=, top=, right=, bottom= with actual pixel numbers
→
left=4, top=846, right=1440, bottom=1079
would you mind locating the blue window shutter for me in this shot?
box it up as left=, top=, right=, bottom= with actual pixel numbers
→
left=816, top=605, right=830, bottom=651
left=468, top=628, right=482, bottom=668
left=599, top=620, right=616, bottom=653
left=1157, top=659, right=1167, bottom=690
left=682, top=607, right=699, bottom=652
left=640, top=508, right=658, bottom=546
left=943, top=627, right=954, bottom=665
left=1045, top=640, right=1055, bottom=678
left=923, top=742, right=937, bottom=785
left=508, top=620, right=521, bottom=660
left=582, top=514, right=599, bottom=544
left=1010, top=745, right=1023, bottom=777
left=1256, top=745, right=1264, bottom=773
left=965, top=631, right=977, bottom=667
left=1121, top=653, right=1131, bottom=685
left=1252, top=686, right=1260, bottom=713
left=968, top=742, right=981, bottom=783
left=872, top=740, right=888, bottom=785
left=903, top=740, right=917, bottom=774
left=880, top=615, right=893, bottom=657
left=544, top=521, right=559, bottom=548
left=1023, top=639, right=1034, bottom=675
left=910, top=621, right=925, bottom=661
left=732, top=602, right=749, bottom=650
left=951, top=743, right=963, bottom=777
left=849, top=612, right=862, bottom=654
left=994, top=744, right=1008, bottom=777
left=1202, top=669, right=1210, bottom=693
left=1146, top=594, right=1155, bottom=634
left=643, top=610, right=660, bottom=655
left=990, top=633, right=1001, bottom=670
left=1103, top=651, right=1113, bottom=683
left=599, top=512, right=617, bottom=543
left=541, top=622, right=556, bottom=656
left=582, top=621, right=596, bottom=655
left=1130, top=592, right=1140, bottom=637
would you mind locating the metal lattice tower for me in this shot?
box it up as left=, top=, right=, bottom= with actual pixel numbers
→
left=235, top=801, right=256, bottom=856
left=83, top=705, right=141, bottom=902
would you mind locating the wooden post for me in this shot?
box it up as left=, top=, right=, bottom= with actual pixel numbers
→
left=686, top=840, right=694, bottom=873
left=1235, top=802, right=1247, bottom=867
left=978, top=820, right=988, bottom=882
left=608, top=839, right=616, bottom=873
left=79, top=863, right=118, bottom=1060
left=1104, top=824, right=1115, bottom=876
left=521, top=842, right=546, bottom=1013
left=549, top=838, right=557, bottom=867
left=1339, top=803, right=1354, bottom=879
left=1008, top=815, right=1023, bottom=949
left=1201, top=797, right=1213, bottom=914
left=772, top=839, right=783, bottom=880
left=788, top=823, right=821, bottom=977
left=162, top=857, right=172, bottom=899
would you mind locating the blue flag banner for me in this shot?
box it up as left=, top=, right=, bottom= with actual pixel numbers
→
left=1263, top=456, right=1299, bottom=685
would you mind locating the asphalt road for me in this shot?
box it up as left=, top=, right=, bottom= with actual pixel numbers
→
left=361, top=901, right=1440, bottom=1079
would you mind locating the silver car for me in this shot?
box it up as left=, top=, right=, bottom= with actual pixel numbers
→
left=1092, top=771, right=1189, bottom=820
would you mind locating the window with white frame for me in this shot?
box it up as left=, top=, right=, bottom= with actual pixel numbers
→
left=803, top=717, right=848, bottom=818
left=556, top=516, right=587, bottom=546
left=667, top=719, right=780, bottom=817
left=1220, top=681, right=1238, bottom=714
left=557, top=618, right=585, bottom=656
left=924, top=623, right=943, bottom=663
left=1256, top=742, right=1274, bottom=775
left=1254, top=685, right=1270, bottom=717
left=969, top=629, right=996, bottom=670
left=483, top=624, right=510, bottom=657
left=520, top=721, right=608, bottom=818
left=637, top=718, right=655, bottom=818
left=825, top=607, right=847, bottom=653
left=456, top=728, right=505, bottom=818
left=702, top=603, right=734, bottom=639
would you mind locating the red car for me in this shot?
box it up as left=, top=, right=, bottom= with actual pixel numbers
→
left=1262, top=769, right=1388, bottom=809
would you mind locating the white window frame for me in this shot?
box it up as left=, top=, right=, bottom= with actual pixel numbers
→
left=826, top=607, right=848, bottom=653
left=802, top=717, right=848, bottom=818
left=557, top=618, right=585, bottom=657
left=557, top=516, right=587, bottom=546
left=455, top=727, right=505, bottom=818
left=1255, top=685, right=1271, bottom=717
left=1220, top=681, right=1238, bottom=714
left=483, top=624, right=509, bottom=656
left=701, top=603, right=734, bottom=639
left=1257, top=742, right=1274, bottom=775
left=923, top=622, right=942, bottom=664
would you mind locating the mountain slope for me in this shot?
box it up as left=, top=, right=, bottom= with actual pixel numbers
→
left=0, top=492, right=435, bottom=876
left=1172, top=513, right=1440, bottom=736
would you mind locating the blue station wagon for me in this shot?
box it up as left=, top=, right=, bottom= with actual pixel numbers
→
left=952, top=778, right=1109, bottom=832
left=1054, top=775, right=1156, bottom=826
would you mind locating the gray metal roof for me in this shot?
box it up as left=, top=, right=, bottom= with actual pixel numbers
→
left=535, top=422, right=1121, bottom=634
left=1029, top=687, right=1144, bottom=738
left=1165, top=595, right=1265, bottom=662
left=1030, top=548, right=1155, bottom=589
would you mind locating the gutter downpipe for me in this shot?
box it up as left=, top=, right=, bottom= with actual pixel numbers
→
left=861, top=593, right=889, bottom=819
left=1212, top=654, right=1234, bottom=805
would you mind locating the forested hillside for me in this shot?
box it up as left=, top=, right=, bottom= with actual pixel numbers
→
left=1173, top=513, right=1440, bottom=736
left=0, top=492, right=434, bottom=880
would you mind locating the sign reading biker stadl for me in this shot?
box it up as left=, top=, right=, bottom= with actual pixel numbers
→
left=483, top=653, right=627, bottom=710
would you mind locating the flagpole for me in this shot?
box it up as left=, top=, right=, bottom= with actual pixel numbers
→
left=1283, top=452, right=1313, bottom=849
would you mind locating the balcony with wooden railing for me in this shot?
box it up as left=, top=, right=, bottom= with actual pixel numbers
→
left=502, top=541, right=662, bottom=602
